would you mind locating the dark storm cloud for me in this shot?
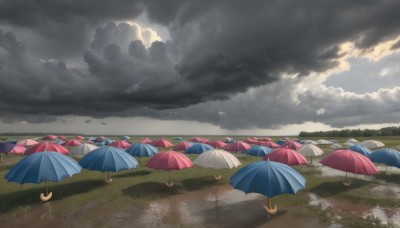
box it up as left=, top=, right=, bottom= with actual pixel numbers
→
left=1, top=0, right=400, bottom=129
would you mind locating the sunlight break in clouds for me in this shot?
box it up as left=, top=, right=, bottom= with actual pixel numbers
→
left=123, top=21, right=162, bottom=47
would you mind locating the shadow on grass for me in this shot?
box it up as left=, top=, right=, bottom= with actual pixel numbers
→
left=310, top=179, right=370, bottom=197
left=373, top=172, right=400, bottom=184
left=0, top=164, right=14, bottom=171
left=0, top=179, right=103, bottom=213
left=122, top=182, right=184, bottom=200
left=113, top=170, right=151, bottom=178
left=181, top=176, right=222, bottom=191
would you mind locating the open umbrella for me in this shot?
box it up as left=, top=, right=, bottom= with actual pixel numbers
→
left=146, top=151, right=193, bottom=187
left=151, top=138, right=173, bottom=148
left=140, top=138, right=152, bottom=144
left=8, top=144, right=26, bottom=155
left=189, top=137, right=204, bottom=143
left=79, top=147, right=138, bottom=183
left=42, top=135, right=58, bottom=140
left=369, top=148, right=400, bottom=174
left=62, top=139, right=82, bottom=146
left=320, top=149, right=379, bottom=186
left=297, top=144, right=324, bottom=164
left=225, top=141, right=251, bottom=153
left=281, top=140, right=303, bottom=150
left=263, top=147, right=307, bottom=166
left=25, top=142, right=69, bottom=155
left=193, top=149, right=241, bottom=179
left=185, top=143, right=214, bottom=154
left=207, top=140, right=227, bottom=149
left=74, top=136, right=85, bottom=140
left=245, top=146, right=272, bottom=157
left=0, top=142, right=16, bottom=162
left=69, top=143, right=98, bottom=156
left=230, top=160, right=306, bottom=214
left=244, top=138, right=259, bottom=145
left=5, top=152, right=81, bottom=201
left=359, top=140, right=385, bottom=149
left=173, top=142, right=193, bottom=151
left=348, top=145, right=372, bottom=157
left=110, top=140, right=131, bottom=149
left=17, top=139, right=39, bottom=146
left=258, top=140, right=281, bottom=148
left=125, top=143, right=159, bottom=167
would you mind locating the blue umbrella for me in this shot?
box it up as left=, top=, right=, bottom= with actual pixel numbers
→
left=121, top=136, right=130, bottom=140
left=79, top=147, right=138, bottom=183
left=125, top=143, right=159, bottom=167
left=245, top=146, right=273, bottom=157
left=5, top=152, right=81, bottom=201
left=369, top=148, right=400, bottom=174
left=348, top=145, right=372, bottom=157
left=0, top=142, right=16, bottom=162
left=275, top=139, right=286, bottom=145
left=185, top=143, right=214, bottom=154
left=230, top=160, right=306, bottom=214
left=174, top=137, right=184, bottom=141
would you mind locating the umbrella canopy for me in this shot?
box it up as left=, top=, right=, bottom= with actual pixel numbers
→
left=62, top=139, right=82, bottom=146
left=146, top=151, right=193, bottom=186
left=281, top=140, right=303, bottom=150
left=185, top=143, right=214, bottom=154
left=75, top=136, right=85, bottom=140
left=369, top=148, right=400, bottom=169
left=42, top=135, right=58, bottom=140
left=264, top=147, right=307, bottom=166
left=193, top=149, right=241, bottom=179
left=346, top=138, right=359, bottom=144
left=121, top=136, right=130, bottom=140
left=316, top=139, right=333, bottom=145
left=207, top=140, right=228, bottom=148
left=359, top=140, right=385, bottom=149
left=69, top=143, right=98, bottom=156
left=17, top=139, right=39, bottom=146
left=320, top=149, right=379, bottom=185
left=224, top=137, right=234, bottom=143
left=258, top=140, right=281, bottom=148
left=8, top=144, right=26, bottom=155
left=230, top=160, right=306, bottom=214
left=5, top=152, right=81, bottom=201
left=260, top=137, right=272, bottom=141
left=151, top=138, right=173, bottom=148
left=110, top=140, right=131, bottom=149
left=174, top=137, right=184, bottom=141
left=173, top=142, right=193, bottom=151
left=225, top=141, right=251, bottom=153
left=244, top=138, right=259, bottom=145
left=140, top=138, right=152, bottom=144
left=245, top=146, right=273, bottom=157
left=79, top=147, right=138, bottom=183
left=126, top=143, right=159, bottom=157
left=330, top=143, right=343, bottom=149
left=301, top=140, right=318, bottom=145
left=59, top=136, right=67, bottom=141
left=297, top=144, right=323, bottom=164
left=348, top=145, right=372, bottom=157
left=0, top=142, right=15, bottom=154
left=189, top=137, right=204, bottom=143
left=25, top=142, right=69, bottom=155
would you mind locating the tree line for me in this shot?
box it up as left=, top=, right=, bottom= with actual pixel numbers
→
left=298, top=126, right=400, bottom=137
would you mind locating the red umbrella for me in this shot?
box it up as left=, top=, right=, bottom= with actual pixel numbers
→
left=62, top=139, right=82, bottom=146
left=207, top=140, right=227, bottom=148
left=320, top=150, right=379, bottom=186
left=259, top=141, right=280, bottom=148
left=75, top=136, right=85, bottom=140
left=173, top=142, right=193, bottom=151
left=151, top=138, right=173, bottom=148
left=244, top=138, right=259, bottom=144
left=225, top=141, right=251, bottom=153
left=59, top=136, right=67, bottom=141
left=110, top=140, right=131, bottom=149
left=42, top=135, right=58, bottom=140
left=260, top=137, right=272, bottom=141
left=146, top=151, right=193, bottom=187
left=25, top=142, right=69, bottom=155
left=17, top=139, right=39, bottom=146
left=281, top=140, right=303, bottom=150
left=8, top=144, right=26, bottom=155
left=263, top=147, right=307, bottom=166
left=189, top=137, right=204, bottom=143
left=140, top=138, right=152, bottom=144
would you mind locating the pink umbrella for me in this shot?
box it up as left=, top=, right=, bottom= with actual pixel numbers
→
left=174, top=142, right=193, bottom=151
left=151, top=138, right=173, bottom=148
left=263, top=147, right=307, bottom=166
left=260, top=137, right=272, bottom=141
left=95, top=136, right=105, bottom=142
left=320, top=150, right=379, bottom=186
left=208, top=140, right=227, bottom=149
left=189, top=137, right=204, bottom=143
left=259, top=141, right=281, bottom=148
left=146, top=151, right=193, bottom=187
left=62, top=139, right=82, bottom=146
left=8, top=144, right=26, bottom=155
left=281, top=140, right=303, bottom=150
left=75, top=136, right=85, bottom=140
left=225, top=141, right=251, bottom=153
left=25, top=142, right=69, bottom=155
left=110, top=140, right=131, bottom=149
left=140, top=138, right=152, bottom=144
left=17, top=139, right=39, bottom=147
left=244, top=138, right=259, bottom=145
left=42, top=135, right=58, bottom=140
left=59, top=136, right=67, bottom=141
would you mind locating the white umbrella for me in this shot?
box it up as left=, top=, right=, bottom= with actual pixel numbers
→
left=330, top=143, right=343, bottom=149
left=345, top=138, right=359, bottom=144
left=193, top=149, right=241, bottom=179
left=70, top=143, right=99, bottom=156
left=302, top=140, right=318, bottom=145
left=317, top=139, right=333, bottom=145
left=359, top=140, right=385, bottom=149
left=297, top=144, right=324, bottom=164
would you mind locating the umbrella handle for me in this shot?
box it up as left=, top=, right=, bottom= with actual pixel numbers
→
left=213, top=174, right=222, bottom=180
left=342, top=172, right=352, bottom=186
left=165, top=180, right=174, bottom=187
left=105, top=171, right=113, bottom=183
left=40, top=192, right=53, bottom=202
left=263, top=198, right=277, bottom=215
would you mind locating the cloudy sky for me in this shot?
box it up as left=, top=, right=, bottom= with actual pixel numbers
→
left=1, top=0, right=400, bottom=136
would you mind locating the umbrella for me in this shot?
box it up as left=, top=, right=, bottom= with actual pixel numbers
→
left=79, top=147, right=138, bottom=183
left=110, top=140, right=131, bottom=149
left=17, top=139, right=39, bottom=146
left=225, top=141, right=251, bottom=153
left=75, top=136, right=85, bottom=140
left=317, top=139, right=333, bottom=145
left=151, top=138, right=173, bottom=148
left=193, top=149, right=241, bottom=179
left=62, top=139, right=82, bottom=146
left=0, top=142, right=16, bottom=161
left=8, top=144, right=26, bottom=155
left=173, top=142, right=193, bottom=151
left=369, top=148, right=400, bottom=174
left=59, top=136, right=67, bottom=141
left=245, top=146, right=272, bottom=157
left=244, top=138, right=259, bottom=144
left=359, top=140, right=385, bottom=149
left=281, top=140, right=303, bottom=150
left=174, top=137, right=184, bottom=141
left=121, top=136, right=130, bottom=140
left=320, top=149, right=379, bottom=186
left=263, top=147, right=307, bottom=166
left=5, top=152, right=81, bottom=201
left=230, top=160, right=306, bottom=214
left=140, top=138, right=152, bottom=144
left=348, top=145, right=372, bottom=157
left=69, top=143, right=98, bottom=156
left=185, top=143, right=214, bottom=154
left=25, top=142, right=69, bottom=155
left=297, top=144, right=323, bottom=164
left=189, top=137, right=204, bottom=143
left=330, top=143, right=342, bottom=149
left=207, top=140, right=228, bottom=149
left=260, top=137, right=272, bottom=141
left=125, top=143, right=159, bottom=167
left=224, top=137, right=234, bottom=143
left=146, top=151, right=193, bottom=187
left=42, top=135, right=58, bottom=140
left=301, top=140, right=318, bottom=145
left=345, top=138, right=359, bottom=144
left=258, top=140, right=281, bottom=148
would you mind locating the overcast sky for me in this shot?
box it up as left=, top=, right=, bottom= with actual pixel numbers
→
left=1, top=0, right=400, bottom=136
